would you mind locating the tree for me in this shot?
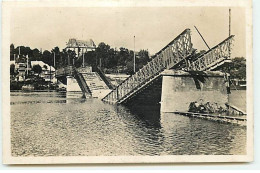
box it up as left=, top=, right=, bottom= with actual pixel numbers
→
left=75, top=55, right=83, bottom=68
left=67, top=49, right=77, bottom=66
left=51, top=46, right=60, bottom=67
left=32, top=64, right=42, bottom=76
left=31, top=48, right=41, bottom=61
left=42, top=50, right=52, bottom=66
left=10, top=44, right=15, bottom=61
left=117, top=47, right=129, bottom=66
left=125, top=61, right=134, bottom=74
left=10, top=64, right=15, bottom=76
left=43, top=65, right=48, bottom=70
left=136, top=49, right=150, bottom=70
left=96, top=42, right=111, bottom=68
left=9, top=42, right=153, bottom=74
left=85, top=51, right=97, bottom=67
left=230, top=57, right=246, bottom=80
left=59, top=49, right=68, bottom=67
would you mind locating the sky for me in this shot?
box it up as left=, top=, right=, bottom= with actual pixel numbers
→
left=10, top=7, right=246, bottom=58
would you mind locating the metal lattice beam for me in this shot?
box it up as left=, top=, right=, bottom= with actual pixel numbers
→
left=189, top=35, right=234, bottom=71
left=102, top=29, right=193, bottom=103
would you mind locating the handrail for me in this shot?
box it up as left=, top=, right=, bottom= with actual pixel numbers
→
left=96, top=66, right=115, bottom=89
left=189, top=35, right=234, bottom=71
left=73, top=68, right=92, bottom=96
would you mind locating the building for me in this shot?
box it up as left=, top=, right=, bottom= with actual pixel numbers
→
left=10, top=60, right=31, bottom=81
left=31, top=61, right=56, bottom=83
left=66, top=38, right=96, bottom=57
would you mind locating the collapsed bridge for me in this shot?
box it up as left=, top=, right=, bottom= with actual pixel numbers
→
left=101, top=29, right=234, bottom=114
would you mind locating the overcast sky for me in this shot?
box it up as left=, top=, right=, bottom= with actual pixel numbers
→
left=11, top=7, right=245, bottom=57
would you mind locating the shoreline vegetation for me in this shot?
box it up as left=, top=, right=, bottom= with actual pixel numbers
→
left=10, top=42, right=246, bottom=92
left=10, top=43, right=246, bottom=77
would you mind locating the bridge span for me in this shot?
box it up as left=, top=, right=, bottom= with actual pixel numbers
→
left=101, top=28, right=234, bottom=111
left=55, top=28, right=238, bottom=117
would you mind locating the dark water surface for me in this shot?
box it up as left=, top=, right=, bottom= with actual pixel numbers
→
left=11, top=92, right=246, bottom=156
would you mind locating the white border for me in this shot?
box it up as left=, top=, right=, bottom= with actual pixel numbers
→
left=2, top=0, right=254, bottom=164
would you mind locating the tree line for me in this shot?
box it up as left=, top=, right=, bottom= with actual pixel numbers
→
left=10, top=43, right=151, bottom=74
left=10, top=43, right=246, bottom=78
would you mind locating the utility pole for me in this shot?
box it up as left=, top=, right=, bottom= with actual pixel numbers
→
left=83, top=50, right=85, bottom=67
left=134, top=36, right=136, bottom=73
left=54, top=52, right=56, bottom=68
left=68, top=54, right=70, bottom=66
left=26, top=55, right=29, bottom=76
left=50, top=64, right=52, bottom=83
left=229, top=8, right=231, bottom=58
left=227, top=8, right=232, bottom=101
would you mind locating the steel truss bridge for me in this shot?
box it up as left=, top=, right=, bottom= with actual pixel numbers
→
left=102, top=28, right=234, bottom=104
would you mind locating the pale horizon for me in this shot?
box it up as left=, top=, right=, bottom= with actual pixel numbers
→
left=11, top=7, right=246, bottom=57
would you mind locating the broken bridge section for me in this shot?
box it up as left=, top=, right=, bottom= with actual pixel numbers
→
left=101, top=28, right=235, bottom=115
left=102, top=29, right=193, bottom=104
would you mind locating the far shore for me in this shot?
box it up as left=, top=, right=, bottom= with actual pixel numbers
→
left=10, top=90, right=58, bottom=92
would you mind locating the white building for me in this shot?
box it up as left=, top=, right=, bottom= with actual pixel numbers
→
left=31, top=61, right=57, bottom=83
left=10, top=60, right=31, bottom=81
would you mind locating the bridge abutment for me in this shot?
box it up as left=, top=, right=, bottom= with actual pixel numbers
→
left=66, top=76, right=82, bottom=92
left=160, top=70, right=228, bottom=113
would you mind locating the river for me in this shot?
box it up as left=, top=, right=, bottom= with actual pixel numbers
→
left=10, top=91, right=246, bottom=156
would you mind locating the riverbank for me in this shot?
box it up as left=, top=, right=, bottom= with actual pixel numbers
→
left=11, top=90, right=58, bottom=92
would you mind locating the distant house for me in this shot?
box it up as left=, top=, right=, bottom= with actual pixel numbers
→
left=10, top=60, right=31, bottom=81
left=31, top=61, right=56, bottom=83
left=66, top=38, right=96, bottom=57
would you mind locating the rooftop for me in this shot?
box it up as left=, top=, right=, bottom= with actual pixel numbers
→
left=66, top=38, right=96, bottom=48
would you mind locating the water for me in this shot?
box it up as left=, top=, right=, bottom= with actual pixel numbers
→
left=10, top=91, right=246, bottom=156
left=229, top=90, right=247, bottom=112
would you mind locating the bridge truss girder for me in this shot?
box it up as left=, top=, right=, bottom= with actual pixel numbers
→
left=188, top=35, right=234, bottom=71
left=102, top=29, right=193, bottom=103
left=102, top=29, right=235, bottom=104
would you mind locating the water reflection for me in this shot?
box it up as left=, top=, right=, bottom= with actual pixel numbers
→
left=65, top=92, right=83, bottom=104
left=118, top=104, right=161, bottom=128
left=10, top=92, right=246, bottom=156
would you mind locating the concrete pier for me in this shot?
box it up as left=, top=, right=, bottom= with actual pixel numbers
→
left=66, top=76, right=81, bottom=92
left=160, top=70, right=228, bottom=113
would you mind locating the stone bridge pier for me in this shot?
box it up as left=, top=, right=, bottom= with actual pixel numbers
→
left=160, top=70, right=228, bottom=113
left=122, top=70, right=228, bottom=115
